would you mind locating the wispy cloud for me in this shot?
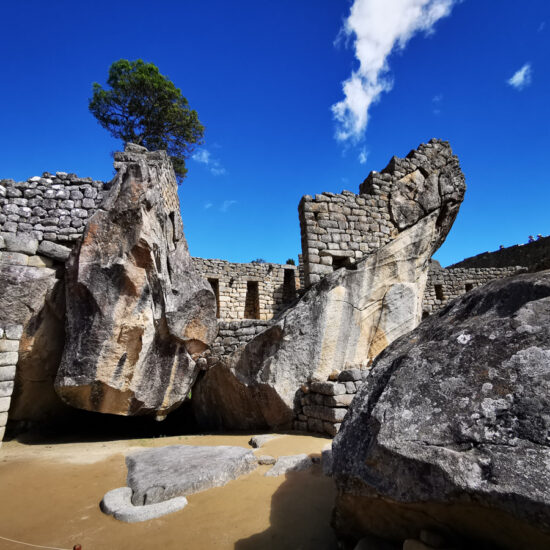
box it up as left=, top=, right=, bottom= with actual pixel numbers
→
left=332, top=0, right=459, bottom=143
left=220, top=200, right=237, bottom=212
left=507, top=63, right=532, bottom=90
left=538, top=21, right=546, bottom=32
left=358, top=148, right=368, bottom=164
left=204, top=202, right=213, bottom=209
left=432, top=93, right=443, bottom=115
left=191, top=148, right=226, bottom=176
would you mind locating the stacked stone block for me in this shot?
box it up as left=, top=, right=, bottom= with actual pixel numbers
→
left=299, top=190, right=395, bottom=286
left=0, top=231, right=71, bottom=266
left=0, top=324, right=22, bottom=445
left=0, top=172, right=105, bottom=245
left=202, top=320, right=270, bottom=367
left=192, top=258, right=299, bottom=321
left=294, top=368, right=367, bottom=437
left=298, top=139, right=459, bottom=287
left=423, top=263, right=527, bottom=316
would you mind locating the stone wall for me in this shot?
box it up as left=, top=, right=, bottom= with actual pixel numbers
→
left=298, top=139, right=461, bottom=287
left=449, top=235, right=550, bottom=272
left=294, top=369, right=367, bottom=437
left=0, top=324, right=22, bottom=445
left=201, top=320, right=271, bottom=368
left=192, top=258, right=299, bottom=321
left=298, top=189, right=395, bottom=286
left=422, top=262, right=527, bottom=316
left=0, top=172, right=105, bottom=245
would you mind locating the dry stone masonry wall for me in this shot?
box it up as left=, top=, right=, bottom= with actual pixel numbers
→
left=0, top=172, right=105, bottom=247
left=422, top=262, right=527, bottom=316
left=298, top=139, right=463, bottom=286
left=192, top=258, right=299, bottom=321
left=202, top=320, right=271, bottom=368
left=0, top=324, right=22, bottom=445
left=450, top=235, right=550, bottom=272
left=295, top=369, right=367, bottom=437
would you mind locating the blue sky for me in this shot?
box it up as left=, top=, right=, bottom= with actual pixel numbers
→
left=1, top=1, right=548, bottom=267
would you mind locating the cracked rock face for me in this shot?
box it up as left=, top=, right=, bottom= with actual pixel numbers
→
left=126, top=445, right=257, bottom=505
left=193, top=140, right=465, bottom=431
left=55, top=145, right=217, bottom=416
left=332, top=270, right=550, bottom=549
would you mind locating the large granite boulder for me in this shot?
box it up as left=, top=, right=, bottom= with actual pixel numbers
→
left=332, top=270, right=550, bottom=549
left=55, top=145, right=217, bottom=416
left=193, top=140, right=465, bottom=430
left=0, top=257, right=70, bottom=422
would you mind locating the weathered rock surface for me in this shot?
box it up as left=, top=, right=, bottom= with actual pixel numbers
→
left=0, top=260, right=70, bottom=422
left=332, top=270, right=550, bottom=549
left=193, top=141, right=465, bottom=430
left=55, top=145, right=217, bottom=416
left=265, top=454, right=313, bottom=477
left=127, top=445, right=257, bottom=505
left=101, top=486, right=188, bottom=523
left=249, top=434, right=282, bottom=448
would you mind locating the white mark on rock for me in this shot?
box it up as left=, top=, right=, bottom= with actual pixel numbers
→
left=481, top=382, right=493, bottom=394
left=457, top=333, right=471, bottom=345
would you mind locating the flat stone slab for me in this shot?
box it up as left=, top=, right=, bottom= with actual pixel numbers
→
left=265, top=454, right=313, bottom=477
left=248, top=434, right=281, bottom=448
left=101, top=487, right=188, bottom=523
left=127, top=445, right=257, bottom=505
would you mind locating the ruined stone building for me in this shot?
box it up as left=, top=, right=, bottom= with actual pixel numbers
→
left=191, top=258, right=299, bottom=321
left=1, top=139, right=548, bottom=443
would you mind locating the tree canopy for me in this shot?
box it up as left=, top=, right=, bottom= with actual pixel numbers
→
left=89, top=59, right=204, bottom=181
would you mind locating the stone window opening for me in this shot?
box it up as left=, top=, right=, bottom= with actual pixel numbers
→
left=465, top=283, right=474, bottom=292
left=244, top=281, right=260, bottom=319
left=434, top=284, right=445, bottom=301
left=207, top=278, right=220, bottom=318
left=282, top=269, right=296, bottom=303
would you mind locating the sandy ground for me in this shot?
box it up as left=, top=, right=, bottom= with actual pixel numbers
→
left=0, top=433, right=337, bottom=550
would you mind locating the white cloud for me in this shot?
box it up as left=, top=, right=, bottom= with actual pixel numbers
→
left=507, top=63, right=532, bottom=90
left=220, top=200, right=237, bottom=212
left=210, top=166, right=227, bottom=176
left=204, top=202, right=213, bottom=209
left=332, top=0, right=459, bottom=142
left=191, top=148, right=226, bottom=176
left=358, top=148, right=368, bottom=164
left=192, top=149, right=211, bottom=164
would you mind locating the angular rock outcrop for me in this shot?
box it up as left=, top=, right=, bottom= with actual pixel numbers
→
left=332, top=270, right=550, bottom=549
left=55, top=144, right=217, bottom=416
left=193, top=140, right=466, bottom=430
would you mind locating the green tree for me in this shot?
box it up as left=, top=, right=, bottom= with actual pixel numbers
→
left=89, top=59, right=204, bottom=181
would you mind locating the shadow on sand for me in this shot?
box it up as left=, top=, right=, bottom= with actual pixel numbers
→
left=235, top=463, right=338, bottom=550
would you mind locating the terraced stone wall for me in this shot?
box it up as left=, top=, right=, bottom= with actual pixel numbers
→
left=449, top=235, right=550, bottom=272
